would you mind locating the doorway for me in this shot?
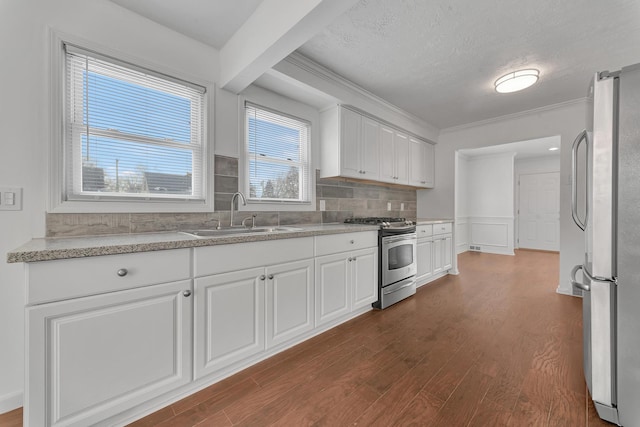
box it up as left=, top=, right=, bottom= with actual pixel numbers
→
left=517, top=172, right=560, bottom=251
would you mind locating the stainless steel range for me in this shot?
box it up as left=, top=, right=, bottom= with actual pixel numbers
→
left=345, top=217, right=417, bottom=309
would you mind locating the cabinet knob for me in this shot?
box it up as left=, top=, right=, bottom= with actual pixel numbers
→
left=116, top=268, right=128, bottom=277
left=350, top=240, right=355, bottom=244
left=182, top=290, right=191, bottom=297
left=352, top=257, right=357, bottom=261
left=268, top=274, right=274, bottom=280
left=348, top=257, right=353, bottom=262
left=259, top=275, right=266, bottom=281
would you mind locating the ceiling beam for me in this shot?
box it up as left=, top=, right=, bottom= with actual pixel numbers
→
left=219, top=0, right=358, bottom=94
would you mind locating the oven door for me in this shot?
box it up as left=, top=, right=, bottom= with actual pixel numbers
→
left=381, top=233, right=417, bottom=286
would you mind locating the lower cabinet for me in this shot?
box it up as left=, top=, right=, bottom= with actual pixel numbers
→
left=194, top=267, right=265, bottom=379
left=194, top=259, right=314, bottom=379
left=416, top=237, right=433, bottom=285
left=26, top=280, right=193, bottom=427
left=416, top=222, right=453, bottom=287
left=315, top=246, right=377, bottom=326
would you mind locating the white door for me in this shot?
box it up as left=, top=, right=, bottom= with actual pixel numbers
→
left=518, top=172, right=560, bottom=251
left=315, top=253, right=350, bottom=326
left=194, top=268, right=265, bottom=378
left=379, top=125, right=396, bottom=183
left=416, top=238, right=433, bottom=285
left=265, top=259, right=314, bottom=348
left=351, top=247, right=378, bottom=310
left=340, top=107, right=362, bottom=178
left=394, top=132, right=409, bottom=184
left=432, top=237, right=444, bottom=275
left=360, top=117, right=380, bottom=178
left=408, top=138, right=426, bottom=187
left=27, top=280, right=192, bottom=427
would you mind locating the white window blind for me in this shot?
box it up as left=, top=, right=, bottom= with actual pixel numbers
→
left=64, top=44, right=206, bottom=201
left=244, top=102, right=311, bottom=203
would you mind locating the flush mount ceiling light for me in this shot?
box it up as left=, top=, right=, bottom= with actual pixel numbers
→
left=494, top=69, right=539, bottom=93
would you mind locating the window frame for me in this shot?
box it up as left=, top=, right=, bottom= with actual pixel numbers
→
left=239, top=96, right=316, bottom=212
left=48, top=31, right=214, bottom=213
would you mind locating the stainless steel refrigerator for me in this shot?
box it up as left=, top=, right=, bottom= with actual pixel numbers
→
left=570, top=63, right=640, bottom=426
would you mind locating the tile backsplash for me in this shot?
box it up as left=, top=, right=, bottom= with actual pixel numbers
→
left=46, top=155, right=417, bottom=237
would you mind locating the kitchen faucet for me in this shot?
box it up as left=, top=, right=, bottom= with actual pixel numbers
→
left=230, top=192, right=247, bottom=227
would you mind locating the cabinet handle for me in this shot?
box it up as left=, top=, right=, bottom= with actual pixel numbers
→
left=259, top=275, right=266, bottom=281
left=352, top=257, right=357, bottom=261
left=182, top=290, right=191, bottom=297
left=117, top=268, right=128, bottom=277
left=268, top=274, right=274, bottom=280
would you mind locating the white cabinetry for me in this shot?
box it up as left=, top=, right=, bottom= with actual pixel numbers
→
left=321, top=105, right=434, bottom=188
left=194, top=238, right=314, bottom=378
left=416, top=222, right=453, bottom=287
left=321, top=106, right=379, bottom=180
left=409, top=137, right=435, bottom=188
left=315, top=231, right=378, bottom=326
left=25, top=250, right=192, bottom=427
left=379, top=125, right=409, bottom=185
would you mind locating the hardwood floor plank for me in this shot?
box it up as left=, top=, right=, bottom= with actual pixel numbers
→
left=390, top=390, right=444, bottom=427
left=468, top=398, right=513, bottom=426
left=0, top=408, right=22, bottom=427
left=548, top=387, right=585, bottom=427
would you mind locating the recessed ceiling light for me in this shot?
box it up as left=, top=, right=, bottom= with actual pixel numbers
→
left=548, top=147, right=559, bottom=151
left=495, top=69, right=539, bottom=93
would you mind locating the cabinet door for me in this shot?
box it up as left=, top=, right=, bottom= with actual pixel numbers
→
left=433, top=237, right=444, bottom=275
left=416, top=238, right=433, bottom=286
left=351, top=247, right=378, bottom=310
left=194, top=268, right=265, bottom=378
left=27, top=280, right=192, bottom=427
left=443, top=235, right=453, bottom=271
left=266, top=259, right=314, bottom=348
left=394, top=132, right=409, bottom=184
left=340, top=107, right=362, bottom=178
left=379, top=125, right=396, bottom=183
left=408, top=138, right=427, bottom=187
left=315, top=253, right=350, bottom=326
left=360, top=117, right=380, bottom=178
left=424, top=142, right=435, bottom=188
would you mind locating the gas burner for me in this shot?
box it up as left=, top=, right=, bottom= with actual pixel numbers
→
left=344, top=217, right=409, bottom=225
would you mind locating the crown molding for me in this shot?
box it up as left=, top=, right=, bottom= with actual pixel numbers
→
left=282, top=52, right=440, bottom=136
left=440, top=97, right=588, bottom=134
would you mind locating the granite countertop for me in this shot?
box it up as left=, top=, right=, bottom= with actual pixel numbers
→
left=7, top=223, right=380, bottom=263
left=415, top=218, right=454, bottom=225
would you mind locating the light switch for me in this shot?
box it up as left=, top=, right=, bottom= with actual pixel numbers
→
left=387, top=202, right=392, bottom=211
left=319, top=200, right=326, bottom=211
left=0, top=187, right=22, bottom=210
left=400, top=203, right=404, bottom=211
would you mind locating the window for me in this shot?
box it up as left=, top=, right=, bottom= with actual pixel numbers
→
left=244, top=102, right=311, bottom=204
left=63, top=44, right=206, bottom=203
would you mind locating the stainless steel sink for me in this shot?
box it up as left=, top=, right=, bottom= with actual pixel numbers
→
left=180, top=226, right=302, bottom=238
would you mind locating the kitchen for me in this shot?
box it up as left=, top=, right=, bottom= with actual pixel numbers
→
left=1, top=0, right=639, bottom=426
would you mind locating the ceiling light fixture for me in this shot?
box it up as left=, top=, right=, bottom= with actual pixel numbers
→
left=548, top=147, right=559, bottom=151
left=495, top=69, right=539, bottom=93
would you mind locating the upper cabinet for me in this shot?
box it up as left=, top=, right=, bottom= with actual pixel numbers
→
left=321, top=106, right=379, bottom=180
left=320, top=105, right=434, bottom=188
left=408, top=137, right=435, bottom=188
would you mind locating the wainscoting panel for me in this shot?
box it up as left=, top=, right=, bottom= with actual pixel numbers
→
left=469, top=217, right=514, bottom=255
left=455, top=217, right=469, bottom=254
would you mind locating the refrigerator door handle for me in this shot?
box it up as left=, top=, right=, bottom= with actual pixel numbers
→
left=571, top=130, right=589, bottom=231
left=571, top=264, right=591, bottom=292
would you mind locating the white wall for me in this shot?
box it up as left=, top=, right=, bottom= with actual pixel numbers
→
left=455, top=155, right=470, bottom=253
left=515, top=155, right=560, bottom=176
left=418, top=100, right=587, bottom=294
left=465, top=153, right=516, bottom=255
left=0, top=0, right=221, bottom=412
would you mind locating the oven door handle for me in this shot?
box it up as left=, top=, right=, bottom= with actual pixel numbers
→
left=383, top=281, right=415, bottom=295
left=383, top=233, right=417, bottom=244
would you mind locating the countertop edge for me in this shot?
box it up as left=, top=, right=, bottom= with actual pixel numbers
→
left=7, top=225, right=381, bottom=263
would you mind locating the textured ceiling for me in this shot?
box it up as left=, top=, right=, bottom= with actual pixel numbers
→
left=109, top=0, right=262, bottom=49
left=298, top=0, right=640, bottom=128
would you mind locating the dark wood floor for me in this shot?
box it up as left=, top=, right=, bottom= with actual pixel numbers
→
left=0, top=250, right=614, bottom=426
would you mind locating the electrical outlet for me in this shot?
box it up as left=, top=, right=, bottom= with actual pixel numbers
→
left=319, top=200, right=326, bottom=211
left=0, top=187, right=22, bottom=211
left=387, top=202, right=392, bottom=211
left=400, top=203, right=404, bottom=211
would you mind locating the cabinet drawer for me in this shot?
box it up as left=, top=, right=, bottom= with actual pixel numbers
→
left=26, top=249, right=191, bottom=305
left=194, top=237, right=314, bottom=277
left=433, top=222, right=452, bottom=235
left=315, top=231, right=377, bottom=257
left=416, top=224, right=433, bottom=238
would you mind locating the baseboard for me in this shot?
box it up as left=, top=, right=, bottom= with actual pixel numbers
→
left=0, top=390, right=22, bottom=414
